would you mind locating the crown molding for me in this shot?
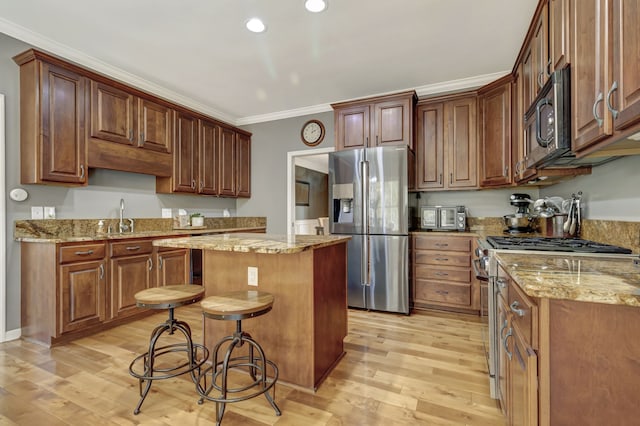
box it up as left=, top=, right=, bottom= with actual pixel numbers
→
left=0, top=18, right=237, bottom=124
left=236, top=103, right=333, bottom=126
left=414, top=71, right=510, bottom=97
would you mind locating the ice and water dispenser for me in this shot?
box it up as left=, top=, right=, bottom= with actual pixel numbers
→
left=332, top=183, right=354, bottom=224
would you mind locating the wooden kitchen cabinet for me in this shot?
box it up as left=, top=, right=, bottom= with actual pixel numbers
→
left=479, top=75, right=513, bottom=187
left=198, top=119, right=221, bottom=195
left=155, top=247, right=190, bottom=287
left=108, top=239, right=154, bottom=320
left=219, top=126, right=237, bottom=196
left=416, top=94, right=478, bottom=190
left=332, top=91, right=416, bottom=151
left=236, top=131, right=252, bottom=197
left=412, top=234, right=479, bottom=313
left=549, top=0, right=570, bottom=72
left=571, top=0, right=640, bottom=156
left=14, top=51, right=87, bottom=186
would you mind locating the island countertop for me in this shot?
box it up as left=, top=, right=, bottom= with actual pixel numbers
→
left=495, top=251, right=640, bottom=306
left=153, top=233, right=351, bottom=254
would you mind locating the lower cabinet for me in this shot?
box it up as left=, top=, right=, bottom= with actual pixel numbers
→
left=58, top=243, right=106, bottom=334
left=412, top=234, right=479, bottom=313
left=108, top=239, right=154, bottom=320
left=21, top=237, right=190, bottom=347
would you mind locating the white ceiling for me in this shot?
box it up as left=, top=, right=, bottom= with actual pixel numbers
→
left=0, top=0, right=538, bottom=126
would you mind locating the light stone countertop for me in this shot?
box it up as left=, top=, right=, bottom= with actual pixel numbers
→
left=495, top=252, right=640, bottom=307
left=153, top=233, right=351, bottom=254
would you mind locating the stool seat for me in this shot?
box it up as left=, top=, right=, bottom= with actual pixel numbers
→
left=201, top=290, right=273, bottom=320
left=135, top=284, right=205, bottom=309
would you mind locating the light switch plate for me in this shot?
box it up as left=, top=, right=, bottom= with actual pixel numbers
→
left=31, top=206, right=44, bottom=219
left=248, top=267, right=258, bottom=286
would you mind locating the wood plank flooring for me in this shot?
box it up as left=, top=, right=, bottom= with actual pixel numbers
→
left=0, top=307, right=504, bottom=425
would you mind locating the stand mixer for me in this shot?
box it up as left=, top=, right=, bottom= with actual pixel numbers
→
left=503, top=193, right=537, bottom=233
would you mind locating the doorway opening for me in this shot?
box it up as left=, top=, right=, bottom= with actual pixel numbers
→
left=286, top=147, right=334, bottom=235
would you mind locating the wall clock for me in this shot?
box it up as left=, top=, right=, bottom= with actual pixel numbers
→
left=301, top=119, right=325, bottom=146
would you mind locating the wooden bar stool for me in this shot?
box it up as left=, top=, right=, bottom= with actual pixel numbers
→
left=197, top=290, right=281, bottom=425
left=129, top=284, right=209, bottom=415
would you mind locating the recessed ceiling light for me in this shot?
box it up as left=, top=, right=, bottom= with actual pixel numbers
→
left=246, top=18, right=266, bottom=33
left=305, top=0, right=327, bottom=13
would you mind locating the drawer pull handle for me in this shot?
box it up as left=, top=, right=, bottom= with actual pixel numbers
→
left=497, top=278, right=507, bottom=289
left=99, top=263, right=104, bottom=280
left=148, top=258, right=153, bottom=271
left=500, top=319, right=508, bottom=338
left=434, top=243, right=448, bottom=247
left=434, top=272, right=448, bottom=276
left=510, top=300, right=525, bottom=317
left=503, top=327, right=513, bottom=360
left=435, top=257, right=449, bottom=261
left=125, top=246, right=141, bottom=251
left=435, top=290, right=449, bottom=295
left=74, top=249, right=94, bottom=256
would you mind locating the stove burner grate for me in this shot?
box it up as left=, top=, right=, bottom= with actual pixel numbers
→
left=486, top=236, right=633, bottom=254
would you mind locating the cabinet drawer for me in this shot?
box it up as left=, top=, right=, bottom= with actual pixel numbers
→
left=59, top=243, right=106, bottom=263
left=414, top=236, right=471, bottom=252
left=110, top=240, right=153, bottom=257
left=414, top=251, right=470, bottom=267
left=414, top=265, right=471, bottom=283
left=415, top=279, right=471, bottom=307
left=508, top=280, right=538, bottom=348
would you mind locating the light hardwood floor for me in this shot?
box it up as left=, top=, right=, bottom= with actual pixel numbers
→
left=0, top=307, right=504, bottom=425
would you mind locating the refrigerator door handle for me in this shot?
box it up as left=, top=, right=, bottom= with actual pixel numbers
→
left=361, top=160, right=370, bottom=287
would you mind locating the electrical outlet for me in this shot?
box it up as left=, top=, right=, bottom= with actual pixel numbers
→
left=248, top=267, right=258, bottom=286
left=44, top=206, right=56, bottom=219
left=31, top=206, right=44, bottom=219
left=161, top=208, right=172, bottom=218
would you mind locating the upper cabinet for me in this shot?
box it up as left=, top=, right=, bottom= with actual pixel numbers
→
left=416, top=94, right=478, bottom=191
left=549, top=0, right=570, bottom=72
left=89, top=81, right=172, bottom=153
left=14, top=51, right=87, bottom=186
left=14, top=48, right=251, bottom=198
left=332, top=91, right=416, bottom=151
left=479, top=75, right=513, bottom=187
left=571, top=0, right=640, bottom=157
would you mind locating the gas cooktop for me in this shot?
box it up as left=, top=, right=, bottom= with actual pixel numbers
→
left=486, top=236, right=633, bottom=254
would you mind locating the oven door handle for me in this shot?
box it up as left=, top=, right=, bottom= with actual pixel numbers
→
left=472, top=259, right=489, bottom=282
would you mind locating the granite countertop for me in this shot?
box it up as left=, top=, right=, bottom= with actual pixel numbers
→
left=14, top=217, right=266, bottom=243
left=495, top=251, right=640, bottom=307
left=153, top=233, right=352, bottom=254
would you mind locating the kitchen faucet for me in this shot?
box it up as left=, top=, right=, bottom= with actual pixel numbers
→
left=118, top=198, right=134, bottom=233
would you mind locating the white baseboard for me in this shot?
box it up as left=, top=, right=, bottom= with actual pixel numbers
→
left=2, top=328, right=21, bottom=342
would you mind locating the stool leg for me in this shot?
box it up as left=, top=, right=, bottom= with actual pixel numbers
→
left=216, top=336, right=241, bottom=425
left=246, top=337, right=281, bottom=416
left=134, top=321, right=171, bottom=415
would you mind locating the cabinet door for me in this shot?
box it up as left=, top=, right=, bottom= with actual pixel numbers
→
left=39, top=63, right=87, bottom=184
left=156, top=249, right=190, bottom=287
left=549, top=0, right=570, bottom=71
left=372, top=97, right=412, bottom=149
left=610, top=0, right=640, bottom=131
left=512, top=64, right=537, bottom=183
left=571, top=0, right=613, bottom=151
left=236, top=132, right=251, bottom=198
left=138, top=98, right=172, bottom=153
left=219, top=126, right=236, bottom=196
left=532, top=3, right=549, bottom=94
left=173, top=111, right=198, bottom=192
left=521, top=45, right=536, bottom=114
left=480, top=80, right=512, bottom=187
left=510, top=326, right=538, bottom=426
left=416, top=102, right=445, bottom=189
left=59, top=260, right=105, bottom=333
left=90, top=80, right=136, bottom=146
left=335, top=104, right=370, bottom=150
left=446, top=97, right=477, bottom=189
left=497, top=298, right=510, bottom=417
left=109, top=254, right=153, bottom=320
left=199, top=119, right=220, bottom=195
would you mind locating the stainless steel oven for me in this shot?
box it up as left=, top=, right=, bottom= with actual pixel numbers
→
left=474, top=235, right=634, bottom=401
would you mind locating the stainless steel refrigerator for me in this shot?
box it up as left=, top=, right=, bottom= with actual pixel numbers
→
left=329, top=146, right=409, bottom=314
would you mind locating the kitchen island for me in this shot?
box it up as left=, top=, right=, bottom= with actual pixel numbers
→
left=153, top=233, right=351, bottom=391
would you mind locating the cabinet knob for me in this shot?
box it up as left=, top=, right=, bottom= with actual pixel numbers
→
left=606, top=81, right=619, bottom=119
